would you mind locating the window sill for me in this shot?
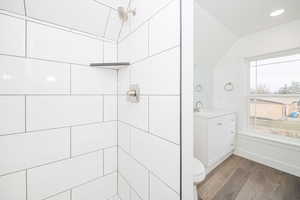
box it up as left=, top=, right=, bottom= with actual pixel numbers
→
left=239, top=130, right=300, bottom=148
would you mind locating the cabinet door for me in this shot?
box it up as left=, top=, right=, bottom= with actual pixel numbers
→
left=207, top=115, right=235, bottom=166
left=223, top=114, right=236, bottom=151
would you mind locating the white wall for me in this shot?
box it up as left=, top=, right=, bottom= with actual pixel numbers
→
left=194, top=2, right=237, bottom=108
left=212, top=19, right=300, bottom=177
left=117, top=0, right=181, bottom=199
left=213, top=19, right=300, bottom=130
left=0, top=1, right=119, bottom=200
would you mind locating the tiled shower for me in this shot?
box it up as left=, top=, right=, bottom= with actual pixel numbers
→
left=0, top=0, right=181, bottom=200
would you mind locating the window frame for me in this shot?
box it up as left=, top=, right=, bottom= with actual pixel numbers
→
left=246, top=49, right=300, bottom=135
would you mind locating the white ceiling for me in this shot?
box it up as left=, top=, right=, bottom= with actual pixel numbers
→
left=0, top=0, right=129, bottom=41
left=195, top=0, right=300, bottom=36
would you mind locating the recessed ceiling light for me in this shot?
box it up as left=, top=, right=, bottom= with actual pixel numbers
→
left=270, top=9, right=285, bottom=17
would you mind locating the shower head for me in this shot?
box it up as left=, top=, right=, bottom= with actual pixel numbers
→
left=118, top=6, right=136, bottom=22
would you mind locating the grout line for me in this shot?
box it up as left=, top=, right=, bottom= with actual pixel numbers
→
left=24, top=20, right=27, bottom=57
left=41, top=171, right=117, bottom=200
left=103, top=9, right=112, bottom=38
left=0, top=11, right=115, bottom=43
left=147, top=96, right=150, bottom=133
left=148, top=22, right=150, bottom=56
left=25, top=169, right=28, bottom=200
left=102, top=41, right=105, bottom=63
left=0, top=146, right=117, bottom=178
left=118, top=94, right=180, bottom=97
left=151, top=170, right=181, bottom=196
left=129, top=185, right=132, bottom=200
left=102, top=150, right=105, bottom=176
left=69, top=64, right=72, bottom=95
left=179, top=0, right=182, bottom=199
left=116, top=69, right=119, bottom=195
left=23, top=0, right=27, bottom=57
left=118, top=172, right=144, bottom=200
left=0, top=8, right=24, bottom=17
left=148, top=170, right=151, bottom=200
left=117, top=0, right=131, bottom=42
left=118, top=147, right=179, bottom=195
left=131, top=45, right=180, bottom=65
left=93, top=0, right=118, bottom=11
left=24, top=95, right=27, bottom=133
left=0, top=52, right=117, bottom=69
left=102, top=95, right=105, bottom=122
left=0, top=120, right=117, bottom=137
left=0, top=93, right=119, bottom=96
left=0, top=42, right=178, bottom=72
left=69, top=127, right=72, bottom=158
left=118, top=120, right=180, bottom=146
left=117, top=20, right=124, bottom=42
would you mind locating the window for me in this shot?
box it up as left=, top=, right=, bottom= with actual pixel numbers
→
left=248, top=53, right=300, bottom=139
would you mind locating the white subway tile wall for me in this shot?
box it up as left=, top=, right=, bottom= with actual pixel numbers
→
left=0, top=14, right=25, bottom=56
left=0, top=0, right=119, bottom=199
left=118, top=149, right=149, bottom=200
left=105, top=10, right=123, bottom=41
left=27, top=152, right=100, bottom=200
left=72, top=173, right=117, bottom=200
left=0, top=56, right=70, bottom=94
left=149, top=96, right=180, bottom=144
left=46, top=192, right=70, bottom=200
left=104, top=96, right=118, bottom=121
left=104, top=147, right=117, bottom=174
left=118, top=95, right=148, bottom=130
left=1, top=0, right=181, bottom=199
left=71, top=65, right=117, bottom=94
left=118, top=24, right=149, bottom=63
left=118, top=174, right=131, bottom=200
left=26, top=96, right=103, bottom=131
left=0, top=96, right=25, bottom=135
left=71, top=122, right=117, bottom=156
left=0, top=128, right=70, bottom=175
left=149, top=0, right=180, bottom=55
left=0, top=171, right=26, bottom=200
left=118, top=122, right=132, bottom=153
left=149, top=174, right=180, bottom=200
left=25, top=0, right=112, bottom=38
left=0, top=0, right=25, bottom=15
left=117, top=0, right=181, bottom=199
left=103, top=42, right=117, bottom=63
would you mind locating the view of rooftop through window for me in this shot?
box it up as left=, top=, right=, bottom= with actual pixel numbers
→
left=249, top=53, right=300, bottom=139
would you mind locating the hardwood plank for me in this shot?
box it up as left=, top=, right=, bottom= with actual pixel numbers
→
left=197, top=155, right=241, bottom=200
left=235, top=164, right=282, bottom=200
left=198, top=155, right=300, bottom=200
left=271, top=174, right=300, bottom=200
left=212, top=168, right=250, bottom=200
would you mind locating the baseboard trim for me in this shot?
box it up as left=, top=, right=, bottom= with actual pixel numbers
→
left=234, top=133, right=300, bottom=177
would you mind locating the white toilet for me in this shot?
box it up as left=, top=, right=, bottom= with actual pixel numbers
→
left=193, top=158, right=206, bottom=200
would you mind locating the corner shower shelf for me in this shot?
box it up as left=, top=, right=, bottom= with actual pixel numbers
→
left=90, top=62, right=130, bottom=69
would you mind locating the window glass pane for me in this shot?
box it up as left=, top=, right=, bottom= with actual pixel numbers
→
left=250, top=66, right=256, bottom=94
left=249, top=98, right=256, bottom=129
left=255, top=60, right=300, bottom=94
left=250, top=96, right=300, bottom=138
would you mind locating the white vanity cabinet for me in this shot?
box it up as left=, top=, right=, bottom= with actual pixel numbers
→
left=194, top=111, right=236, bottom=173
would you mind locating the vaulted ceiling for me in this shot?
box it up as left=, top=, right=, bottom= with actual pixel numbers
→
left=0, top=0, right=130, bottom=41
left=196, top=0, right=300, bottom=36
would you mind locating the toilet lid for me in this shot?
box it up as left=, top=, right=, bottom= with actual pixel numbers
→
left=193, top=158, right=205, bottom=176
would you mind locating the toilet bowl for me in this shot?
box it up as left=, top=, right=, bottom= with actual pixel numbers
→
left=193, top=158, right=205, bottom=200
